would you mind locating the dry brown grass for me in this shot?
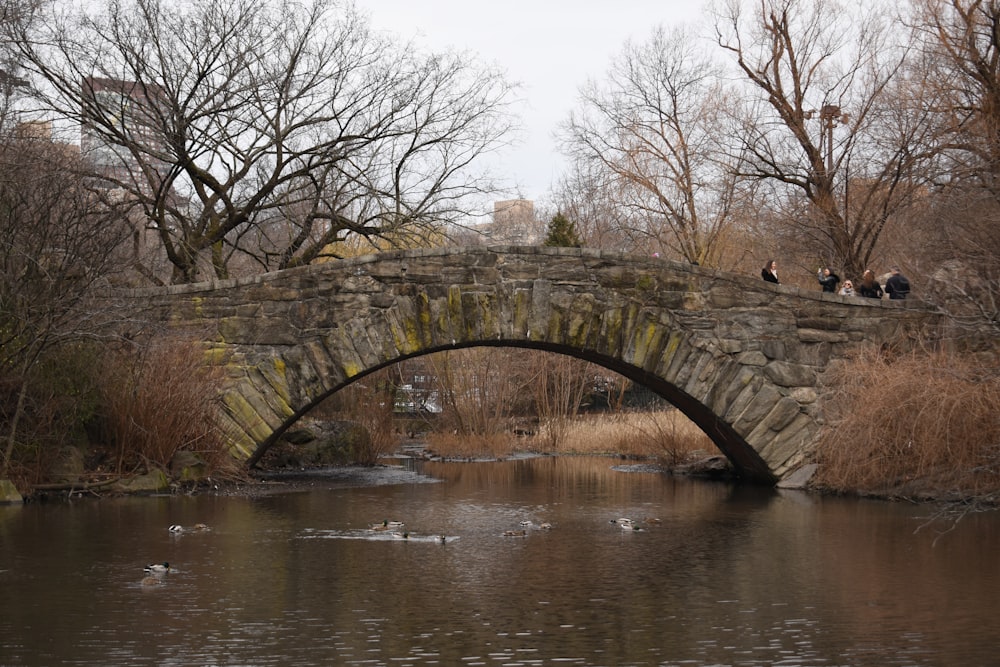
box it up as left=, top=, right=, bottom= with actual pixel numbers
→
left=424, top=431, right=520, bottom=459
left=547, top=411, right=714, bottom=463
left=97, top=338, right=231, bottom=474
left=813, top=347, right=1000, bottom=499
left=425, top=410, right=714, bottom=462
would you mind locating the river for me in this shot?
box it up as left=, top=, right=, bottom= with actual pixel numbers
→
left=1, top=455, right=997, bottom=666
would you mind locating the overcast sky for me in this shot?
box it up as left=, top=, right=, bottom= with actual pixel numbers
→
left=356, top=1, right=709, bottom=207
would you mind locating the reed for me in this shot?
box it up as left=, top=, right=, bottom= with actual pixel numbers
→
left=813, top=347, right=1000, bottom=499
left=97, top=338, right=231, bottom=474
left=425, top=410, right=712, bottom=462
left=424, top=431, right=520, bottom=459
left=549, top=411, right=713, bottom=463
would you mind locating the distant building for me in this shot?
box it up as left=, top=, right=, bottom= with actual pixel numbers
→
left=489, top=199, right=541, bottom=245
left=79, top=76, right=171, bottom=192
left=79, top=77, right=175, bottom=283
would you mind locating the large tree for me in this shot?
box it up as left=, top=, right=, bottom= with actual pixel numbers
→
left=714, top=0, right=938, bottom=279
left=0, top=130, right=133, bottom=474
left=560, top=25, right=747, bottom=267
left=910, top=0, right=1000, bottom=195
left=905, top=0, right=1000, bottom=336
left=6, top=0, right=516, bottom=283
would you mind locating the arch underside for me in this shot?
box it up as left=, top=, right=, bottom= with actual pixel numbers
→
left=234, top=337, right=794, bottom=485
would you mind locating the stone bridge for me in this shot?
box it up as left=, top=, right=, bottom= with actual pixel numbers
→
left=121, top=246, right=940, bottom=484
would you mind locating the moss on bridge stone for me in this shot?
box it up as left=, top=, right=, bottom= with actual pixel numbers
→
left=221, top=390, right=281, bottom=446
left=566, top=294, right=598, bottom=348
left=256, top=358, right=292, bottom=407
left=628, top=319, right=665, bottom=372
left=202, top=343, right=231, bottom=366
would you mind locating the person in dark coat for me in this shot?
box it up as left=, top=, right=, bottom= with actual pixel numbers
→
left=885, top=266, right=910, bottom=300
left=857, top=269, right=884, bottom=299
left=761, top=259, right=779, bottom=284
left=817, top=267, right=840, bottom=293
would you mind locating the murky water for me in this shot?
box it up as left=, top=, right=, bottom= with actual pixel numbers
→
left=1, top=456, right=998, bottom=666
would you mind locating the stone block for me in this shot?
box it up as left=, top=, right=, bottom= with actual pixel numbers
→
left=764, top=360, right=817, bottom=387
left=0, top=479, right=23, bottom=504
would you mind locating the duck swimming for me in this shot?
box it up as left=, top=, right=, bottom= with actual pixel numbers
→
left=370, top=520, right=405, bottom=531
left=502, top=529, right=527, bottom=537
left=144, top=562, right=170, bottom=574
left=169, top=523, right=209, bottom=533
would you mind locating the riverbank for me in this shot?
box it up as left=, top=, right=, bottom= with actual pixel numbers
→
left=3, top=405, right=997, bottom=509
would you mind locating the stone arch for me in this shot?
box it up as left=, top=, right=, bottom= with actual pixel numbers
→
left=238, top=338, right=777, bottom=482
left=120, top=246, right=939, bottom=484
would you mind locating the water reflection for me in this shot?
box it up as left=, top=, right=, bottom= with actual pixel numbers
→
left=1, top=456, right=998, bottom=666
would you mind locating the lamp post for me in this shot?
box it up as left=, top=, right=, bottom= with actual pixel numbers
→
left=818, top=104, right=848, bottom=175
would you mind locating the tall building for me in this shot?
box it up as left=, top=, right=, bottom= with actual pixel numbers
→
left=491, top=199, right=539, bottom=245
left=80, top=77, right=170, bottom=191
left=79, top=77, right=175, bottom=284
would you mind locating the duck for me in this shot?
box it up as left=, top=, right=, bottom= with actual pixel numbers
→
left=502, top=529, right=527, bottom=537
left=619, top=521, right=643, bottom=532
left=144, top=562, right=170, bottom=574
left=610, top=517, right=634, bottom=526
left=370, top=520, right=405, bottom=531
left=169, top=523, right=209, bottom=533
left=539, top=522, right=553, bottom=530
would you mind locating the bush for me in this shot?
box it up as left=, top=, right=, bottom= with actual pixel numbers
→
left=814, top=347, right=1000, bottom=499
left=0, top=342, right=103, bottom=487
left=95, top=337, right=232, bottom=474
left=318, top=370, right=400, bottom=466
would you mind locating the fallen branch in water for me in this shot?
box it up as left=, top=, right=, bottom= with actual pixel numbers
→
left=30, top=477, right=121, bottom=492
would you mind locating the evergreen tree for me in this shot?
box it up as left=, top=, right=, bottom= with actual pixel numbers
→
left=544, top=212, right=581, bottom=248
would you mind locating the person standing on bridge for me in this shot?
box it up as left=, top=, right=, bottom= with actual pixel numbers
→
left=817, top=267, right=840, bottom=293
left=761, top=260, right=779, bottom=284
left=857, top=269, right=884, bottom=299
left=885, top=266, right=911, bottom=300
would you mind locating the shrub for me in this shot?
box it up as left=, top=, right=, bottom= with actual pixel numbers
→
left=547, top=410, right=713, bottom=462
left=321, top=370, right=400, bottom=465
left=813, top=347, right=1000, bottom=499
left=0, top=342, right=103, bottom=487
left=95, top=337, right=230, bottom=474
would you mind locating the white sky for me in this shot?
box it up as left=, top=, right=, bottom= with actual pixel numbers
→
left=356, top=1, right=709, bottom=207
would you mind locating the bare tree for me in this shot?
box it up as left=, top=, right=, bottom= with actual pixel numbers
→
left=909, top=0, right=1000, bottom=196
left=714, top=0, right=937, bottom=279
left=904, top=0, right=1000, bottom=336
left=429, top=348, right=533, bottom=438
left=0, top=129, right=132, bottom=474
left=560, top=25, right=747, bottom=267
left=527, top=352, right=596, bottom=449
left=6, top=0, right=516, bottom=283
left=552, top=160, right=647, bottom=252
